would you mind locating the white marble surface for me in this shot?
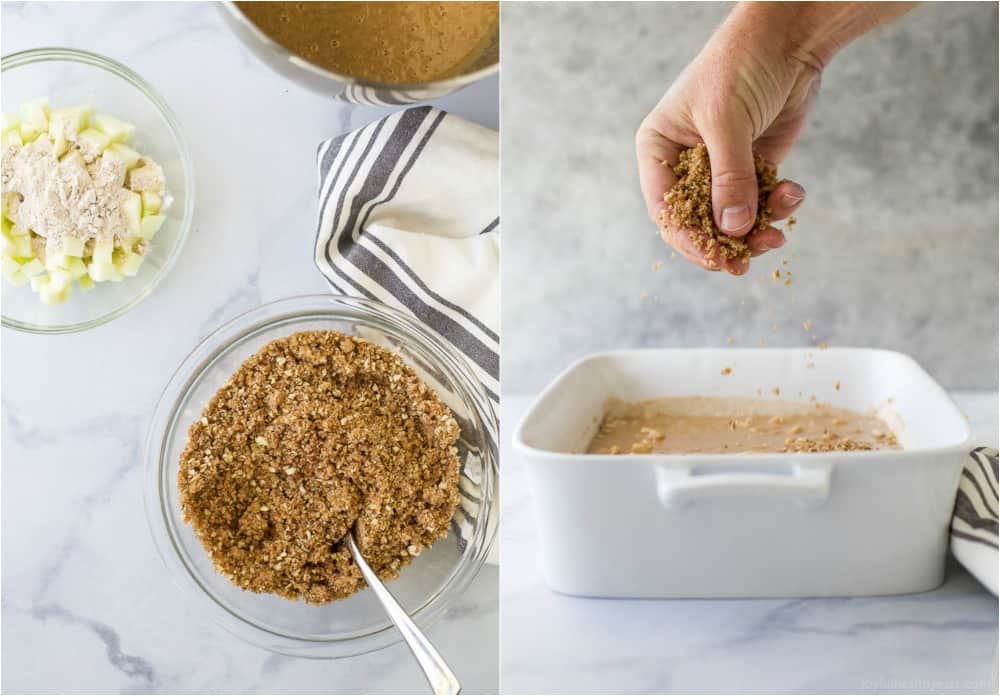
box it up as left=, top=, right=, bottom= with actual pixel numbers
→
left=1, top=3, right=497, bottom=694
left=501, top=392, right=1000, bottom=695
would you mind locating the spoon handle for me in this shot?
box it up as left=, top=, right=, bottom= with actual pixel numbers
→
left=347, top=534, right=461, bottom=695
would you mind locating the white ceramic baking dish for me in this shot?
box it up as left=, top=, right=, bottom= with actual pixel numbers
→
left=513, top=348, right=974, bottom=598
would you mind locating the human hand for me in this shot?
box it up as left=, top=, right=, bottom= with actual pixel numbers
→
left=636, top=2, right=912, bottom=274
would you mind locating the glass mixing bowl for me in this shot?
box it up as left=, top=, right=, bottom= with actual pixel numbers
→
left=144, top=295, right=497, bottom=658
left=1, top=48, right=194, bottom=333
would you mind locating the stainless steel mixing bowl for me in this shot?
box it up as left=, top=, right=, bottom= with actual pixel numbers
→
left=219, top=2, right=499, bottom=106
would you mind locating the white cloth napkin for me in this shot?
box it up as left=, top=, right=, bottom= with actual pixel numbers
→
left=951, top=447, right=998, bottom=594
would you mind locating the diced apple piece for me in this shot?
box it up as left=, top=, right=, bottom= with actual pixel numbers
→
left=2, top=130, right=23, bottom=149
left=141, top=191, right=162, bottom=215
left=3, top=267, right=29, bottom=287
left=94, top=150, right=128, bottom=188
left=121, top=191, right=142, bottom=235
left=45, top=253, right=72, bottom=271
left=50, top=105, right=94, bottom=156
left=20, top=258, right=44, bottom=277
left=60, top=237, right=86, bottom=257
left=39, top=281, right=69, bottom=305
left=1, top=113, right=19, bottom=134
left=19, top=98, right=49, bottom=141
left=137, top=214, right=164, bottom=240
left=127, top=162, right=163, bottom=192
left=67, top=257, right=88, bottom=279
left=117, top=251, right=144, bottom=277
left=58, top=150, right=87, bottom=173
left=76, top=128, right=111, bottom=159
left=106, top=143, right=142, bottom=170
left=12, top=236, right=31, bottom=258
left=49, top=105, right=93, bottom=133
left=30, top=274, right=47, bottom=292
left=87, top=257, right=113, bottom=282
left=77, top=274, right=95, bottom=291
left=2, top=255, right=20, bottom=276
left=47, top=267, right=72, bottom=291
left=92, top=239, right=114, bottom=265
left=92, top=113, right=134, bottom=143
left=51, top=133, right=69, bottom=157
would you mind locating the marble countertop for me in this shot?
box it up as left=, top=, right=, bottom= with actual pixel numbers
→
left=501, top=392, right=999, bottom=695
left=1, top=2, right=497, bottom=694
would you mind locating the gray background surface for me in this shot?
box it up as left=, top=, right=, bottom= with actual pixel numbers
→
left=501, top=1, right=999, bottom=393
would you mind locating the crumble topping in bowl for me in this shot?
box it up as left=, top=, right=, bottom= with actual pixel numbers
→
left=178, top=330, right=462, bottom=604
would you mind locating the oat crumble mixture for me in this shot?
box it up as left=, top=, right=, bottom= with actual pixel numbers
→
left=661, top=143, right=781, bottom=265
left=177, top=330, right=462, bottom=605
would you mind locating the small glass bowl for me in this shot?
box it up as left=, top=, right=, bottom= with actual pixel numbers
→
left=144, top=295, right=498, bottom=658
left=1, top=48, right=194, bottom=333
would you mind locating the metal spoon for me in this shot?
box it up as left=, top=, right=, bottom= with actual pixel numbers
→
left=346, top=532, right=461, bottom=695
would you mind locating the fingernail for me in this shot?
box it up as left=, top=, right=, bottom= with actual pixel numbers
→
left=782, top=184, right=806, bottom=205
left=721, top=205, right=751, bottom=232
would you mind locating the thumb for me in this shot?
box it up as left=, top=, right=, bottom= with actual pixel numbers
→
left=702, top=124, right=758, bottom=237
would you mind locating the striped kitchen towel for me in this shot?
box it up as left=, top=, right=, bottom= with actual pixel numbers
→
left=313, top=105, right=499, bottom=435
left=951, top=447, right=998, bottom=594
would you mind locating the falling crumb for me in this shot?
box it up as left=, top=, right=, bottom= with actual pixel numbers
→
left=782, top=260, right=789, bottom=266
left=640, top=292, right=649, bottom=300
left=819, top=343, right=828, bottom=350
left=772, top=270, right=781, bottom=281
left=787, top=216, right=797, bottom=229
left=784, top=279, right=792, bottom=286
left=651, top=261, right=663, bottom=272
left=803, top=320, right=811, bottom=332
left=835, top=380, right=841, bottom=391
left=721, top=367, right=732, bottom=375
left=772, top=387, right=781, bottom=396
left=727, top=337, right=736, bottom=344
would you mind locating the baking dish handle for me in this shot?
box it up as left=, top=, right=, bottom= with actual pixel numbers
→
left=656, top=462, right=833, bottom=509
